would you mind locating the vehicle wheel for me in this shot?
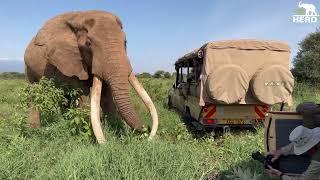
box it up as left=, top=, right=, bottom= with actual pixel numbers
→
left=168, top=96, right=173, bottom=110
left=184, top=110, right=192, bottom=123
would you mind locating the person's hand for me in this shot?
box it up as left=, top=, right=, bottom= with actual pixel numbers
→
left=266, top=150, right=283, bottom=162
left=266, top=165, right=283, bottom=177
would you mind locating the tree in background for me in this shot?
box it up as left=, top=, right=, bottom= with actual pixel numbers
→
left=153, top=70, right=165, bottom=78
left=137, top=71, right=172, bottom=79
left=153, top=70, right=173, bottom=78
left=163, top=72, right=171, bottom=79
left=137, top=72, right=152, bottom=78
left=292, top=30, right=320, bottom=84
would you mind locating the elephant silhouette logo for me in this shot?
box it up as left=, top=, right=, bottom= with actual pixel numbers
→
left=298, top=1, right=317, bottom=15
left=293, top=1, right=319, bottom=23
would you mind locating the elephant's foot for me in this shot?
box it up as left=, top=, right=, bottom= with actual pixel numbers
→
left=28, top=108, right=41, bottom=128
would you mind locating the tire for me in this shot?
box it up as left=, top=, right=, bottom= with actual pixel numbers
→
left=251, top=65, right=294, bottom=104
left=168, top=96, right=173, bottom=110
left=184, top=110, right=193, bottom=123
left=206, top=64, right=249, bottom=104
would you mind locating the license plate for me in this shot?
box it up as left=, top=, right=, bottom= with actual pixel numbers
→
left=223, top=119, right=245, bottom=125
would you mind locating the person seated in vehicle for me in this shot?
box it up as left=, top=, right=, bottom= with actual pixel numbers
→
left=187, top=68, right=195, bottom=83
left=296, top=102, right=320, bottom=129
left=266, top=125, right=320, bottom=179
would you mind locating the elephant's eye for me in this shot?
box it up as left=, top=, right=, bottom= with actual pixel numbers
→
left=125, top=39, right=127, bottom=50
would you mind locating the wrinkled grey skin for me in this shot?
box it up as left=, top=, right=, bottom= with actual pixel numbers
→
left=24, top=10, right=143, bottom=130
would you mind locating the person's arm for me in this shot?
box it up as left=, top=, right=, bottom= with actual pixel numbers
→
left=280, top=143, right=294, bottom=156
left=266, top=143, right=294, bottom=162
left=281, top=160, right=320, bottom=180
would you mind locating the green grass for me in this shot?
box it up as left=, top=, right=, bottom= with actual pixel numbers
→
left=0, top=78, right=319, bottom=179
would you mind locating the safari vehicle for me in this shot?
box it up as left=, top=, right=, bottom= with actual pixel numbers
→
left=168, top=40, right=294, bottom=130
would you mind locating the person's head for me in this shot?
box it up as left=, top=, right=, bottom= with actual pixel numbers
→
left=289, top=125, right=320, bottom=155
left=296, top=102, right=320, bottom=128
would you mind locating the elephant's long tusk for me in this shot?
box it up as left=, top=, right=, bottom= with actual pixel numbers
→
left=129, top=72, right=158, bottom=139
left=91, top=76, right=106, bottom=144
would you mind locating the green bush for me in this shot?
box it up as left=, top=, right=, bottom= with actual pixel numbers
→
left=63, top=107, right=93, bottom=141
left=19, top=77, right=92, bottom=140
left=20, top=77, right=66, bottom=123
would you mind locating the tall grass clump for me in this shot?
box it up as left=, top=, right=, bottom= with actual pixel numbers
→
left=293, top=82, right=320, bottom=106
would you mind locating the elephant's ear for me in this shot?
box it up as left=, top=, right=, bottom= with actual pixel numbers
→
left=45, top=29, right=89, bottom=80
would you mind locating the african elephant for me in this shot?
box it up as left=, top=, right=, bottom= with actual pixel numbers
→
left=24, top=10, right=158, bottom=144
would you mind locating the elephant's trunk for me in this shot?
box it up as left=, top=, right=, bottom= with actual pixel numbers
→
left=108, top=72, right=143, bottom=131
left=90, top=75, right=105, bottom=144
left=128, top=72, right=158, bottom=139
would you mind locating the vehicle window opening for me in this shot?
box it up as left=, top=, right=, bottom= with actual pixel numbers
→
left=180, top=67, right=183, bottom=83
left=187, top=60, right=195, bottom=83
left=193, top=59, right=202, bottom=82
left=175, top=57, right=202, bottom=86
left=175, top=66, right=179, bottom=86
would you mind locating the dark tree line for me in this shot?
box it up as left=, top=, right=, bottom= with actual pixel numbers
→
left=137, top=70, right=174, bottom=79
left=0, top=72, right=25, bottom=79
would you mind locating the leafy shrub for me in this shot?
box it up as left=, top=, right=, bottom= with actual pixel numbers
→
left=59, top=83, right=83, bottom=109
left=19, top=77, right=92, bottom=140
left=20, top=77, right=67, bottom=123
left=292, top=30, right=320, bottom=84
left=63, top=107, right=92, bottom=141
left=226, top=167, right=261, bottom=180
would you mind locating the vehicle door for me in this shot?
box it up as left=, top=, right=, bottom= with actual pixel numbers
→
left=172, top=66, right=187, bottom=112
left=185, top=62, right=202, bottom=119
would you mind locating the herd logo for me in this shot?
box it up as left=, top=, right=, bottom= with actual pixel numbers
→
left=293, top=1, right=319, bottom=23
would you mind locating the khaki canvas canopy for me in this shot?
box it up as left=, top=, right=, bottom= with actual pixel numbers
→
left=175, top=39, right=294, bottom=106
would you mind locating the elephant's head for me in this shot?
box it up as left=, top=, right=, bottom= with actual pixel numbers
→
left=32, top=11, right=158, bottom=143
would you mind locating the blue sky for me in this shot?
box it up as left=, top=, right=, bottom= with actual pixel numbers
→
left=0, top=0, right=319, bottom=73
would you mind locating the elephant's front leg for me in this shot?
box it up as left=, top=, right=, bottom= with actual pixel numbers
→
left=25, top=66, right=41, bottom=128
left=100, top=83, right=117, bottom=117
left=28, top=107, right=41, bottom=128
